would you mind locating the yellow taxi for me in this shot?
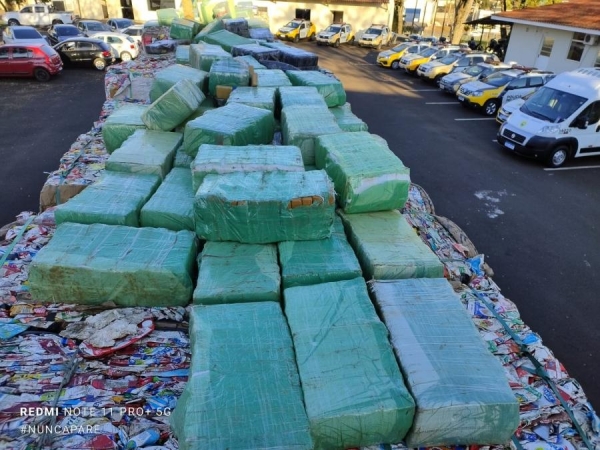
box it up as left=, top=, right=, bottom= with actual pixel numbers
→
left=399, top=45, right=459, bottom=74
left=276, top=19, right=316, bottom=43
left=377, top=42, right=429, bottom=69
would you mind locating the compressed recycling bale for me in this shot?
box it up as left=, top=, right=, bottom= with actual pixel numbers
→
left=105, top=129, right=182, bottom=179
left=175, top=45, right=190, bottom=65
left=278, top=86, right=327, bottom=109
left=54, top=172, right=161, bottom=227
left=315, top=132, right=410, bottom=213
left=28, top=223, right=197, bottom=306
left=170, top=18, right=202, bottom=40
left=339, top=210, right=444, bottom=280
left=157, top=8, right=179, bottom=26
left=284, top=278, right=415, bottom=449
left=233, top=54, right=266, bottom=69
left=193, top=242, right=280, bottom=304
left=281, top=105, right=342, bottom=166
left=231, top=43, right=280, bottom=60
left=142, top=79, right=205, bottom=132
left=189, top=42, right=231, bottom=72
left=371, top=278, right=520, bottom=446
left=278, top=215, right=362, bottom=288
left=183, top=103, right=274, bottom=157
left=330, top=103, right=368, bottom=132
left=149, top=64, right=208, bottom=102
left=191, top=144, right=304, bottom=192
left=140, top=168, right=195, bottom=231
left=255, top=69, right=292, bottom=89
left=226, top=86, right=276, bottom=113
left=287, top=70, right=346, bottom=107
left=261, top=42, right=318, bottom=70
left=171, top=302, right=314, bottom=449
left=174, top=146, right=194, bottom=168
left=102, top=103, right=147, bottom=154
left=208, top=59, right=250, bottom=96
left=194, top=170, right=335, bottom=244
left=201, top=29, right=254, bottom=52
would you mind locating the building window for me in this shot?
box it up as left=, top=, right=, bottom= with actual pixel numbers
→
left=567, top=32, right=586, bottom=61
left=540, top=36, right=554, bottom=57
left=147, top=0, right=175, bottom=11
left=295, top=8, right=310, bottom=20
left=332, top=11, right=343, bottom=23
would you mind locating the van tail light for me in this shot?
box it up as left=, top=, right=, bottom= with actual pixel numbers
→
left=130, top=44, right=135, bottom=49
left=102, top=51, right=111, bottom=57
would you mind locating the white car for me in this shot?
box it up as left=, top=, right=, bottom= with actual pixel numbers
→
left=121, top=25, right=143, bottom=45
left=92, top=31, right=139, bottom=61
left=2, top=25, right=48, bottom=45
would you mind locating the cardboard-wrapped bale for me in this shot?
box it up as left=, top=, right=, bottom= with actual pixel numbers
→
left=176, top=45, right=190, bottom=64
left=101, top=103, right=147, bottom=154
left=142, top=79, right=205, bottom=131
left=149, top=64, right=208, bottom=101
left=170, top=18, right=202, bottom=40
left=201, top=29, right=254, bottom=52
left=183, top=103, right=274, bottom=157
left=315, top=132, right=410, bottom=213
left=189, top=42, right=231, bottom=72
left=28, top=223, right=197, bottom=306
left=191, top=144, right=304, bottom=191
left=208, top=59, right=250, bottom=96
left=194, top=170, right=335, bottom=244
left=105, top=129, right=182, bottom=179
left=231, top=43, right=280, bottom=60
left=330, top=103, right=368, bottom=132
left=54, top=171, right=161, bottom=227
left=261, top=42, right=318, bottom=70
left=170, top=302, right=314, bottom=450
left=234, top=54, right=266, bottom=69
left=339, top=210, right=444, bottom=280
left=140, top=168, right=195, bottom=231
left=193, top=242, right=280, bottom=304
left=226, top=86, right=276, bottom=113
left=284, top=278, right=415, bottom=449
left=287, top=70, right=346, bottom=107
left=371, top=278, right=520, bottom=447
left=278, top=86, right=327, bottom=109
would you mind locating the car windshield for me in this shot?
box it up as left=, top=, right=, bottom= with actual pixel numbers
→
left=14, top=28, right=42, bottom=39
left=86, top=22, right=110, bottom=31
left=325, top=26, right=341, bottom=33
left=284, top=21, right=300, bottom=29
left=439, top=54, right=460, bottom=64
left=391, top=43, right=409, bottom=52
left=419, top=47, right=437, bottom=57
left=520, top=87, right=587, bottom=123
left=57, top=26, right=79, bottom=36
left=463, top=65, right=484, bottom=76
left=366, top=28, right=382, bottom=36
left=483, top=73, right=515, bottom=87
left=114, top=19, right=133, bottom=27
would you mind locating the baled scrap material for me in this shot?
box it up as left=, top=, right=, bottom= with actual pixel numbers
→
left=157, top=8, right=179, bottom=26
left=281, top=105, right=342, bottom=166
left=170, top=302, right=314, bottom=449
left=284, top=278, right=415, bottom=449
left=105, top=129, right=182, bottom=179
left=183, top=103, right=274, bottom=157
left=194, top=170, right=335, bottom=244
left=28, top=223, right=197, bottom=306
left=201, top=29, right=254, bottom=52
left=175, top=45, right=190, bottom=64
left=149, top=64, right=208, bottom=102
left=174, top=146, right=194, bottom=168
left=339, top=210, right=444, bottom=280
left=231, top=43, right=280, bottom=60
left=208, top=59, right=250, bottom=96
left=140, top=168, right=195, bottom=231
left=278, top=86, right=327, bottom=109
left=278, top=216, right=362, bottom=288
left=193, top=242, right=280, bottom=304
left=189, top=42, right=231, bottom=72
left=54, top=172, right=161, bottom=227
left=142, top=79, right=205, bottom=132
left=330, top=103, right=368, bottom=132
left=371, top=278, right=520, bottom=447
left=233, top=54, right=266, bottom=69
left=170, top=18, right=202, bottom=40
left=101, top=103, right=147, bottom=154
left=191, top=144, right=304, bottom=191
left=226, top=86, right=276, bottom=113
left=315, top=132, right=410, bottom=213
left=255, top=69, right=292, bottom=89
left=261, top=42, right=318, bottom=70
left=287, top=70, right=346, bottom=107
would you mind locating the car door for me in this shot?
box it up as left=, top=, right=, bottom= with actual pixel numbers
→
left=77, top=22, right=87, bottom=35
left=0, top=47, right=11, bottom=75
left=57, top=41, right=77, bottom=63
left=340, top=25, right=348, bottom=43
left=11, top=47, right=33, bottom=75
left=19, top=6, right=34, bottom=26
left=76, top=41, right=95, bottom=62
left=502, top=76, right=529, bottom=103
left=33, top=5, right=47, bottom=27
left=298, top=23, right=307, bottom=39
left=106, top=36, right=123, bottom=55
left=570, top=101, right=600, bottom=156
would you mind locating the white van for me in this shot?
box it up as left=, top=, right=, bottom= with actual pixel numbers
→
left=497, top=68, right=600, bottom=167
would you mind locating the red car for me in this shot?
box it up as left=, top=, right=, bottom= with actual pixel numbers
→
left=0, top=43, right=63, bottom=81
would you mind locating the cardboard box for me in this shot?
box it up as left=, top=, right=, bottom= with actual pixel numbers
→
left=215, top=85, right=233, bottom=100
left=251, top=72, right=258, bottom=87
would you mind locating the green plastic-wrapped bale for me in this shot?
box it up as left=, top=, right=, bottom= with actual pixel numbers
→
left=279, top=86, right=327, bottom=109
left=193, top=18, right=224, bottom=42
left=157, top=8, right=179, bottom=26
left=278, top=216, right=362, bottom=288
left=170, top=18, right=202, bottom=40
left=330, top=103, right=368, bottom=132
left=183, top=103, right=274, bottom=157
left=201, top=29, right=254, bottom=52
left=191, top=144, right=304, bottom=191
left=105, top=129, right=182, bottom=179
left=174, top=146, right=194, bottom=168
left=150, top=64, right=208, bottom=102
left=28, top=223, right=197, bottom=306
left=371, top=278, right=520, bottom=447
left=315, top=132, right=410, bottom=213
left=281, top=105, right=342, bottom=166
left=140, top=168, right=195, bottom=231
left=233, top=54, right=266, bottom=69
left=189, top=42, right=231, bottom=72
left=176, top=45, right=190, bottom=65
left=255, top=69, right=292, bottom=89
left=54, top=172, right=161, bottom=227
left=208, top=59, right=250, bottom=96
left=193, top=242, right=280, bottom=304
left=171, top=302, right=314, bottom=450
left=287, top=70, right=346, bottom=107
left=284, top=278, right=415, bottom=449
left=185, top=97, right=217, bottom=123
left=102, top=103, right=147, bottom=154
left=194, top=170, right=335, bottom=244
left=339, top=210, right=444, bottom=280
left=226, top=86, right=276, bottom=113
left=142, top=79, right=205, bottom=132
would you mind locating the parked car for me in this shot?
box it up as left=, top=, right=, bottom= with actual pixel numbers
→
left=496, top=92, right=533, bottom=125
left=1, top=3, right=74, bottom=26
left=276, top=19, right=316, bottom=43
left=417, top=51, right=496, bottom=84
left=380, top=43, right=430, bottom=70
left=439, top=61, right=513, bottom=94
left=47, top=24, right=84, bottom=45
left=399, top=45, right=459, bottom=74
left=2, top=26, right=48, bottom=45
left=358, top=24, right=392, bottom=49
left=0, top=43, right=62, bottom=81
left=53, top=37, right=114, bottom=70
left=92, top=31, right=139, bottom=61
left=121, top=24, right=143, bottom=45
left=316, top=23, right=354, bottom=47
left=107, top=18, right=134, bottom=32
left=76, top=20, right=112, bottom=37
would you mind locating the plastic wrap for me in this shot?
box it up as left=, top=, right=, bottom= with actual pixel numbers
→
left=28, top=223, right=197, bottom=306
left=370, top=278, right=520, bottom=446
left=193, top=242, right=280, bottom=304
left=208, top=59, right=250, bottom=96
left=278, top=86, right=327, bottom=109
left=261, top=42, right=318, bottom=70
left=170, top=302, right=314, bottom=449
left=234, top=54, right=266, bottom=69
left=105, top=129, right=182, bottom=179
left=170, top=18, right=202, bottom=40
left=315, top=132, right=410, bottom=213
left=284, top=278, right=415, bottom=449
left=142, top=79, right=205, bottom=131
left=201, top=29, right=254, bottom=52
left=330, top=103, right=368, bottom=132
left=191, top=144, right=304, bottom=191
left=231, top=43, right=280, bottom=60
left=194, top=170, right=335, bottom=244
left=183, top=103, right=274, bottom=157
left=157, top=8, right=179, bottom=26
left=54, top=171, right=161, bottom=227
left=249, top=28, right=273, bottom=41
left=149, top=64, right=208, bottom=102
left=140, top=168, right=195, bottom=231
left=226, top=86, right=276, bottom=112
left=176, top=45, right=190, bottom=64
left=287, top=70, right=346, bottom=107
left=189, top=42, right=232, bottom=73
left=339, top=210, right=444, bottom=280
left=281, top=105, right=342, bottom=166
left=255, top=69, right=292, bottom=92
left=185, top=97, right=217, bottom=122
left=101, top=103, right=147, bottom=154
left=174, top=146, right=195, bottom=168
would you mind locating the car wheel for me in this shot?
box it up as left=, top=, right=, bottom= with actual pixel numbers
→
left=293, top=35, right=299, bottom=43
left=317, top=41, right=322, bottom=46
left=34, top=68, right=50, bottom=82
left=349, top=37, right=355, bottom=45
left=120, top=51, right=132, bottom=61
left=93, top=58, right=106, bottom=71
left=483, top=99, right=499, bottom=116
left=434, top=74, right=444, bottom=85
left=547, top=145, right=569, bottom=168
left=52, top=19, right=63, bottom=25
left=391, top=60, right=399, bottom=70
left=7, top=19, right=19, bottom=26
left=309, top=33, right=316, bottom=41
left=334, top=39, right=340, bottom=48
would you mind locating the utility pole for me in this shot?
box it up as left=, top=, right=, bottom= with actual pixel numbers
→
left=420, top=0, right=428, bottom=34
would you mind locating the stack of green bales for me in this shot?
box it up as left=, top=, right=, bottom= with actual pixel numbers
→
left=192, top=17, right=224, bottom=43
left=226, top=87, right=277, bottom=113
left=330, top=102, right=368, bottom=132
left=254, top=69, right=292, bottom=88
left=200, top=29, right=254, bottom=52
left=287, top=70, right=346, bottom=107
left=231, top=43, right=280, bottom=61
left=175, top=45, right=190, bottom=65
left=101, top=103, right=147, bottom=154
left=149, top=64, right=208, bottom=101
left=279, top=86, right=328, bottom=109
left=208, top=59, right=250, bottom=96
left=189, top=42, right=231, bottom=72
left=170, top=18, right=202, bottom=40
left=142, top=79, right=205, bottom=131
left=233, top=54, right=266, bottom=69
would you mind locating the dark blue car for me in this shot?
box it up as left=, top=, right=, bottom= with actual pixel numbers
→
left=47, top=24, right=84, bottom=45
